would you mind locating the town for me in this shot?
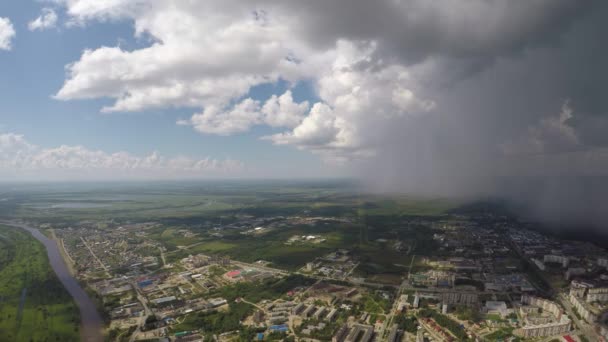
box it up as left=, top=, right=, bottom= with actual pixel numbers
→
left=29, top=205, right=608, bottom=342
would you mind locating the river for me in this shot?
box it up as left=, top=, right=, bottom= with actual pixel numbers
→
left=2, top=222, right=104, bottom=342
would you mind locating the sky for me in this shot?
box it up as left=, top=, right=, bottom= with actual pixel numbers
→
left=1, top=0, right=608, bottom=205
left=0, top=1, right=343, bottom=180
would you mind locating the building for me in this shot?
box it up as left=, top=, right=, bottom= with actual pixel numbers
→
left=586, top=287, right=608, bottom=303
left=253, top=310, right=264, bottom=324
left=313, top=306, right=327, bottom=319
left=515, top=296, right=572, bottom=338
left=274, top=301, right=295, bottom=309
left=410, top=270, right=455, bottom=287
left=599, top=323, right=608, bottom=340
left=568, top=281, right=608, bottom=324
left=485, top=301, right=509, bottom=317
left=521, top=296, right=563, bottom=318
left=326, top=308, right=338, bottom=321
left=269, top=324, right=289, bottom=333
left=565, top=267, right=586, bottom=280
left=397, top=294, right=408, bottom=312
left=441, top=292, right=478, bottom=306
left=544, top=255, right=569, bottom=268
left=152, top=296, right=177, bottom=305
left=569, top=293, right=598, bottom=323
left=292, top=303, right=305, bottom=315
left=208, top=256, right=230, bottom=266
left=332, top=324, right=349, bottom=342
left=208, top=298, right=227, bottom=307
left=416, top=328, right=425, bottom=342
left=387, top=324, right=400, bottom=342
left=514, top=316, right=571, bottom=338
left=302, top=305, right=316, bottom=318
left=532, top=258, right=546, bottom=271
left=569, top=280, right=589, bottom=298
left=345, top=324, right=374, bottom=342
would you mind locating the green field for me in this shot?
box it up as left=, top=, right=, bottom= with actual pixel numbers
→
left=1, top=181, right=458, bottom=275
left=0, top=181, right=459, bottom=225
left=0, top=225, right=80, bottom=341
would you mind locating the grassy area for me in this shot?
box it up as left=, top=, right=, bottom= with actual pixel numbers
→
left=171, top=302, right=253, bottom=334
left=213, top=275, right=316, bottom=303
left=164, top=222, right=362, bottom=269
left=358, top=196, right=458, bottom=217
left=4, top=181, right=457, bottom=226
left=485, top=314, right=506, bottom=322
left=361, top=292, right=391, bottom=314
left=485, top=327, right=518, bottom=341
left=0, top=225, right=80, bottom=341
left=419, top=308, right=471, bottom=341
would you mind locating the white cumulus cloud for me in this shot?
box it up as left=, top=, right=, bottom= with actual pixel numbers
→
left=0, top=133, right=243, bottom=180
left=0, top=17, right=16, bottom=51
left=50, top=0, right=594, bottom=164
left=28, top=8, right=59, bottom=31
left=180, top=90, right=309, bottom=135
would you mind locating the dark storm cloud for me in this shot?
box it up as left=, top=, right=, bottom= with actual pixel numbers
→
left=351, top=1, right=608, bottom=231
left=270, top=0, right=595, bottom=65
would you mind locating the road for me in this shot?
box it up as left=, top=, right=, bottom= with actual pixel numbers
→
left=80, top=236, right=109, bottom=273
left=158, top=247, right=167, bottom=267
left=231, top=260, right=289, bottom=276
left=240, top=298, right=265, bottom=312
left=382, top=279, right=408, bottom=339
left=129, top=283, right=154, bottom=342
left=379, top=254, right=416, bottom=339
left=407, top=255, right=416, bottom=279
left=343, top=262, right=360, bottom=280
left=419, top=320, right=448, bottom=341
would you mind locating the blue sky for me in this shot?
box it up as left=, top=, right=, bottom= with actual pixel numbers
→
left=0, top=1, right=340, bottom=180
left=1, top=1, right=603, bottom=186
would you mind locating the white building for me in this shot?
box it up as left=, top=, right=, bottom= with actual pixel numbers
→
left=485, top=301, right=509, bottom=317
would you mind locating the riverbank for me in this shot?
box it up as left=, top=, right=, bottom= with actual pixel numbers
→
left=49, top=228, right=78, bottom=277
left=0, top=224, right=81, bottom=341
left=0, top=221, right=105, bottom=342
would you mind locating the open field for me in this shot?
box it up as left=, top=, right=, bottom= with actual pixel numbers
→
left=0, top=182, right=459, bottom=275
left=0, top=225, right=80, bottom=341
left=0, top=181, right=460, bottom=224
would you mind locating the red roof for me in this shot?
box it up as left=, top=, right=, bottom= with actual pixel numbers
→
left=225, top=270, right=241, bottom=278
left=562, top=336, right=575, bottom=342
